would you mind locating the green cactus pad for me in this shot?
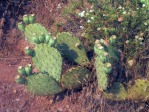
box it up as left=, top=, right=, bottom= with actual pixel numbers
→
left=95, top=57, right=109, bottom=91
left=106, top=45, right=120, bottom=61
left=56, top=32, right=89, bottom=65
left=103, top=82, right=127, bottom=101
left=32, top=44, right=62, bottom=82
left=24, top=23, right=48, bottom=43
left=61, top=66, right=91, bottom=89
left=127, top=79, right=149, bottom=101
left=26, top=73, right=63, bottom=96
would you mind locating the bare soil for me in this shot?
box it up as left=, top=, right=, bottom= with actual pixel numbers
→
left=0, top=0, right=148, bottom=112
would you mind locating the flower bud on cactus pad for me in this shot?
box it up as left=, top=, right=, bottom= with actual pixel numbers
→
left=18, top=66, right=27, bottom=76
left=109, top=35, right=117, bottom=44
left=18, top=22, right=25, bottom=32
left=28, top=14, right=36, bottom=24
left=25, top=47, right=34, bottom=56
left=15, top=75, right=26, bottom=84
left=25, top=64, right=32, bottom=75
left=23, top=15, right=29, bottom=24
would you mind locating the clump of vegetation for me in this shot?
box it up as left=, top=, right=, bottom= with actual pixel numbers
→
left=78, top=0, right=149, bottom=78
left=15, top=0, right=149, bottom=102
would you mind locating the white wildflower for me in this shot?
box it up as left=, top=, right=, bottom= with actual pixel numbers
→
left=125, top=40, right=129, bottom=44
left=87, top=20, right=91, bottom=23
left=144, top=22, right=147, bottom=26
left=142, top=4, right=146, bottom=7
left=123, top=11, right=127, bottom=15
left=80, top=26, right=84, bottom=29
left=97, top=27, right=101, bottom=31
left=78, top=11, right=85, bottom=17
left=90, top=10, right=93, bottom=13
left=91, top=17, right=94, bottom=20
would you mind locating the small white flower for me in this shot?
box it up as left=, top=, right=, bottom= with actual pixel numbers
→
left=97, top=27, right=101, bottom=31
left=118, top=5, right=122, bottom=9
left=142, top=4, right=146, bottom=7
left=90, top=10, right=93, bottom=13
left=123, top=11, right=127, bottom=15
left=98, top=46, right=104, bottom=50
left=125, top=40, right=129, bottom=44
left=91, top=17, right=94, bottom=20
left=87, top=20, right=91, bottom=23
left=138, top=37, right=143, bottom=41
left=103, top=14, right=106, bottom=16
left=140, top=42, right=143, bottom=45
left=137, top=7, right=139, bottom=10
left=80, top=26, right=84, bottom=29
left=135, top=35, right=139, bottom=39
left=144, top=22, right=147, bottom=26
left=78, top=11, right=85, bottom=17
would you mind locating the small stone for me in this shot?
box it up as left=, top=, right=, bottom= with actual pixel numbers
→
left=13, top=90, right=17, bottom=94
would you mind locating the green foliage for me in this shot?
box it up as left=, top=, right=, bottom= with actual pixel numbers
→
left=61, top=66, right=91, bottom=89
left=94, top=38, right=120, bottom=91
left=103, top=79, right=149, bottom=101
left=31, top=44, right=62, bottom=82
left=78, top=0, right=149, bottom=62
left=103, top=82, right=127, bottom=101
left=56, top=32, right=89, bottom=65
left=63, top=0, right=83, bottom=16
left=127, top=79, right=149, bottom=101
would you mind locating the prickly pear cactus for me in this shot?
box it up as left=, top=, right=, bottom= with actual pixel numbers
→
left=103, top=82, right=127, bottom=101
left=61, top=66, right=91, bottom=89
left=26, top=73, right=62, bottom=96
left=18, top=14, right=56, bottom=45
left=127, top=79, right=149, bottom=101
left=15, top=66, right=62, bottom=96
left=94, top=38, right=120, bottom=91
left=56, top=32, right=89, bottom=65
left=30, top=44, right=62, bottom=82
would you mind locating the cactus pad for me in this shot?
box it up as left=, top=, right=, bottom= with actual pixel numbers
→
left=24, top=23, right=48, bottom=43
left=61, top=66, right=91, bottom=89
left=32, top=44, right=62, bottom=81
left=127, top=79, right=149, bottom=101
left=95, top=57, right=109, bottom=91
left=94, top=39, right=120, bottom=91
left=26, top=73, right=62, bottom=96
left=103, top=82, right=127, bottom=101
left=56, top=32, right=89, bottom=65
